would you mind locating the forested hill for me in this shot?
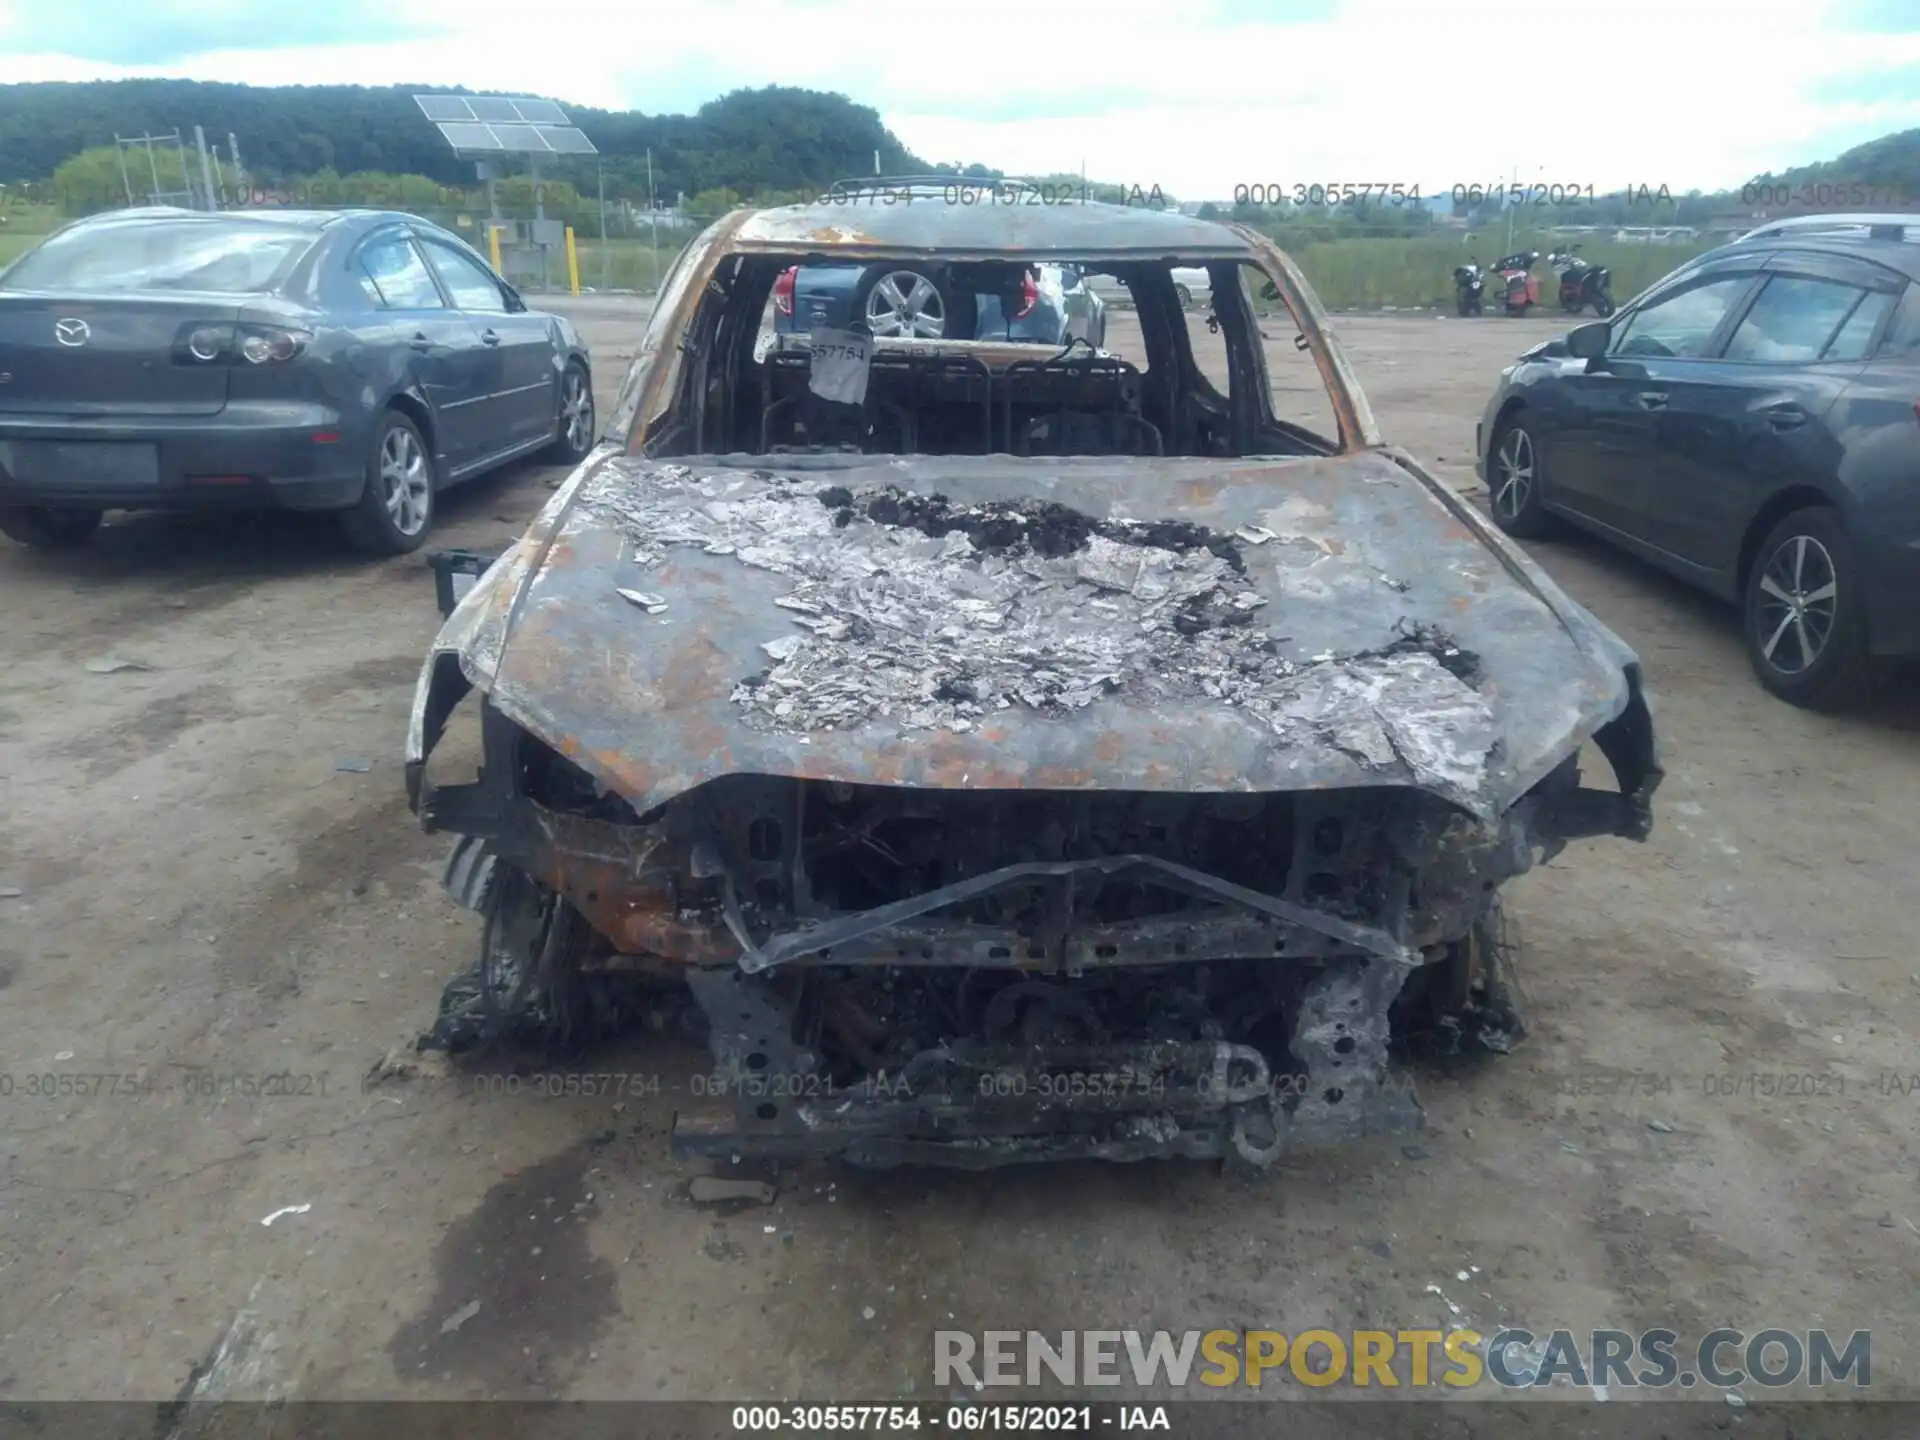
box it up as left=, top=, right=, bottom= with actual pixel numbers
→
left=0, top=79, right=967, bottom=198
left=1748, top=128, right=1920, bottom=198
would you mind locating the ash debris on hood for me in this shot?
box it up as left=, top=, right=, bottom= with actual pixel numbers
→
left=1382, top=619, right=1482, bottom=687
left=823, top=485, right=1247, bottom=573
left=574, top=460, right=1499, bottom=806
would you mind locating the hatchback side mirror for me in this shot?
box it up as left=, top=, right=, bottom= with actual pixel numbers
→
left=1567, top=320, right=1610, bottom=359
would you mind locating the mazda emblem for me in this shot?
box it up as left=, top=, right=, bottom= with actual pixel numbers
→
left=54, top=318, right=90, bottom=347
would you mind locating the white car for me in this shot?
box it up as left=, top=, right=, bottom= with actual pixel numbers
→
left=1170, top=266, right=1211, bottom=308
left=1086, top=266, right=1212, bottom=309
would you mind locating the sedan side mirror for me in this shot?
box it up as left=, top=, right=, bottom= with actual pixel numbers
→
left=1567, top=320, right=1610, bottom=359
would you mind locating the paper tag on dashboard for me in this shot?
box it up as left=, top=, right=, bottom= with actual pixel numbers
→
left=807, top=328, right=871, bottom=405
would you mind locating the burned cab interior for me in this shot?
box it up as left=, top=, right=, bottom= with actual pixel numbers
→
left=636, top=255, right=1342, bottom=460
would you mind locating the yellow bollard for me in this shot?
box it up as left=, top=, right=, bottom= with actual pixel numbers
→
left=488, top=224, right=503, bottom=275
left=565, top=226, right=580, bottom=295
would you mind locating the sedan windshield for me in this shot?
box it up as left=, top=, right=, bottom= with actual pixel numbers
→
left=1, top=220, right=318, bottom=294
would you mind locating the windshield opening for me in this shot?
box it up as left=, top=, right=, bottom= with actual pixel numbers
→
left=641, top=254, right=1340, bottom=461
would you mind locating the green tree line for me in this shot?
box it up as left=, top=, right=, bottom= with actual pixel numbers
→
left=0, top=78, right=992, bottom=203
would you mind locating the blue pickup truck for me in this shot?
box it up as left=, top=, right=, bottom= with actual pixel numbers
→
left=772, top=259, right=1108, bottom=347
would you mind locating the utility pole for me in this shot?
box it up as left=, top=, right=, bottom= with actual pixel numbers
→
left=530, top=154, right=549, bottom=291
left=194, top=125, right=218, bottom=211
left=115, top=138, right=135, bottom=206
left=228, top=132, right=246, bottom=202
left=646, top=148, right=659, bottom=292
left=597, top=159, right=609, bottom=293
left=1505, top=163, right=1517, bottom=254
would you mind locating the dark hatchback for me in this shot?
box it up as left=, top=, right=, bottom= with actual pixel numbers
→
left=1475, top=215, right=1920, bottom=709
left=0, top=207, right=594, bottom=555
left=772, top=259, right=1107, bottom=347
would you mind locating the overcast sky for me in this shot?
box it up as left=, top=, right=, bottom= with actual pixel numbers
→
left=2, top=0, right=1917, bottom=197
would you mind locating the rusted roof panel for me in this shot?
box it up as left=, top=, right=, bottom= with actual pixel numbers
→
left=732, top=199, right=1254, bottom=257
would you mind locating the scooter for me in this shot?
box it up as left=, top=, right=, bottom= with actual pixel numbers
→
left=1491, top=250, right=1540, bottom=316
left=1548, top=247, right=1616, bottom=317
left=1453, top=260, right=1485, bottom=316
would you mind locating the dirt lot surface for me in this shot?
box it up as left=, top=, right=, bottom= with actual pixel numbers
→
left=2, top=297, right=1916, bottom=1423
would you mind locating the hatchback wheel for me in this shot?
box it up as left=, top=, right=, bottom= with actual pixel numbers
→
left=1486, top=418, right=1555, bottom=539
left=342, top=412, right=435, bottom=556
left=852, top=266, right=950, bottom=339
left=545, top=361, right=595, bottom=463
left=1742, top=507, right=1881, bottom=710
left=0, top=505, right=103, bottom=551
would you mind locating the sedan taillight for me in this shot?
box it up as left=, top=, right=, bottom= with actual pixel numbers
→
left=174, top=324, right=309, bottom=365
left=185, top=325, right=226, bottom=362
left=774, top=266, right=796, bottom=316
left=238, top=327, right=306, bottom=364
left=1014, top=270, right=1039, bottom=319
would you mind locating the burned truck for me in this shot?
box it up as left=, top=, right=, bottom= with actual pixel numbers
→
left=405, top=180, right=1661, bottom=1169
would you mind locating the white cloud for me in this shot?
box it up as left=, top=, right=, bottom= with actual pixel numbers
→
left=1, top=0, right=1915, bottom=194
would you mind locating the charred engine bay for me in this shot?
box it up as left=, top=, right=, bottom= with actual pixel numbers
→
left=423, top=460, right=1594, bottom=1164
left=574, top=459, right=1500, bottom=813
left=436, top=752, right=1537, bottom=1164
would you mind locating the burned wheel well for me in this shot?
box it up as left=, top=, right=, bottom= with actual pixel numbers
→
left=513, top=728, right=645, bottom=826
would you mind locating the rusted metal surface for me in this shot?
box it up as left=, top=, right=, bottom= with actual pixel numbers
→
left=732, top=198, right=1250, bottom=257
left=447, top=449, right=1640, bottom=824
left=606, top=209, right=759, bottom=446
left=612, top=198, right=1374, bottom=457
left=1234, top=226, right=1382, bottom=451
left=405, top=192, right=1661, bottom=1168
left=670, top=950, right=1427, bottom=1168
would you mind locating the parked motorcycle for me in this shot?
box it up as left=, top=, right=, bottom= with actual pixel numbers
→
left=1491, top=250, right=1541, bottom=316
left=1453, top=260, right=1485, bottom=316
left=1548, top=246, right=1616, bottom=317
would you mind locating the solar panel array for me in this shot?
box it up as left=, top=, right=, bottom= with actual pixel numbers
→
left=413, top=94, right=598, bottom=155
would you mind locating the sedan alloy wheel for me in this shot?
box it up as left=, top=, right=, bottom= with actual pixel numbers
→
left=380, top=425, right=432, bottom=538
left=1492, top=427, right=1535, bottom=524
left=562, top=368, right=594, bottom=453
left=1754, top=532, right=1838, bottom=675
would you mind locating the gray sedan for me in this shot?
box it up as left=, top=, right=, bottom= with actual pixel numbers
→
left=1473, top=215, right=1920, bottom=709
left=0, top=206, right=594, bottom=554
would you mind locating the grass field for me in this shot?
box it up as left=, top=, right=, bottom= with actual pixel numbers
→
left=1286, top=231, right=1713, bottom=310
left=0, top=203, right=62, bottom=267
left=0, top=204, right=1712, bottom=312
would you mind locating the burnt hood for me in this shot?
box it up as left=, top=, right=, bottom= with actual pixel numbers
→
left=433, top=448, right=1655, bottom=822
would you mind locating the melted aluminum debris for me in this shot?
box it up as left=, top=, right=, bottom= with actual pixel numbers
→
left=573, top=461, right=1500, bottom=806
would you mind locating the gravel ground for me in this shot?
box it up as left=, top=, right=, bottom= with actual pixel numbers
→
left=0, top=297, right=1914, bottom=1424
